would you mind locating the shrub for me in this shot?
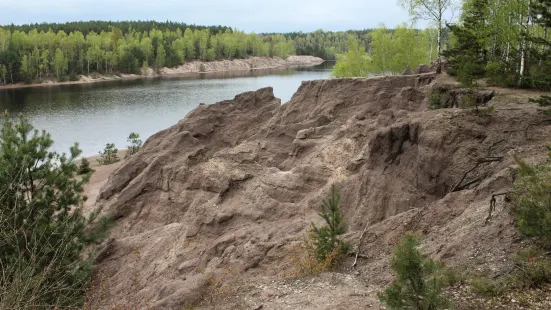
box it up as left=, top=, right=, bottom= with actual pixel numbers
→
left=467, top=277, right=507, bottom=297
left=428, top=87, right=452, bottom=110
left=289, top=229, right=346, bottom=277
left=529, top=95, right=551, bottom=107
left=378, top=234, right=450, bottom=310
left=311, top=185, right=351, bottom=262
left=97, top=143, right=120, bottom=165
left=125, top=132, right=143, bottom=159
left=511, top=153, right=551, bottom=246
left=512, top=247, right=551, bottom=288
left=78, top=157, right=94, bottom=175
left=485, top=61, right=505, bottom=85
left=68, top=71, right=79, bottom=81
left=0, top=113, right=112, bottom=309
left=199, top=63, right=206, bottom=72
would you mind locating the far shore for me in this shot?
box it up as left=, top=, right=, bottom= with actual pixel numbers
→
left=0, top=56, right=326, bottom=91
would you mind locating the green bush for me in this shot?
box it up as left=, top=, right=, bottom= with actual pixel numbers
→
left=125, top=132, right=143, bottom=159
left=311, top=185, right=351, bottom=262
left=97, top=143, right=120, bottom=165
left=529, top=95, right=551, bottom=107
left=485, top=61, right=505, bottom=85
left=0, top=113, right=112, bottom=309
left=77, top=157, right=93, bottom=175
left=467, top=277, right=508, bottom=297
left=199, top=63, right=206, bottom=73
left=68, top=71, right=79, bottom=81
left=511, top=152, right=551, bottom=246
left=378, top=234, right=450, bottom=310
left=512, top=247, right=551, bottom=288
left=428, top=88, right=452, bottom=110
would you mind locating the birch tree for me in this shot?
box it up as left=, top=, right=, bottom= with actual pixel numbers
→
left=398, top=0, right=458, bottom=72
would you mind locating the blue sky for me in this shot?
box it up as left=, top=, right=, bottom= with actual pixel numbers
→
left=0, top=0, right=426, bottom=32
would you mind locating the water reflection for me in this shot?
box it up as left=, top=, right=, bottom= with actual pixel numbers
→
left=0, top=62, right=334, bottom=156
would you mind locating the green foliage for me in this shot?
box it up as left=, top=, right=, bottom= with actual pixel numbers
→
left=77, top=157, right=93, bottom=175
left=485, top=61, right=505, bottom=85
left=529, top=95, right=551, bottom=107
left=378, top=234, right=450, bottom=310
left=511, top=152, right=551, bottom=246
left=512, top=246, right=551, bottom=287
left=311, top=185, right=351, bottom=262
left=97, top=143, right=120, bottom=165
left=428, top=87, right=453, bottom=109
left=125, top=132, right=143, bottom=159
left=467, top=277, right=508, bottom=297
left=199, top=63, right=206, bottom=73
left=332, top=24, right=433, bottom=77
left=443, top=0, right=489, bottom=81
left=0, top=113, right=112, bottom=309
left=332, top=36, right=371, bottom=77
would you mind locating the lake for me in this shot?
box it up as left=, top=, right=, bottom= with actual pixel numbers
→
left=0, top=62, right=334, bottom=157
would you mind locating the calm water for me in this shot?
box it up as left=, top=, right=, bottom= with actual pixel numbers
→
left=0, top=62, right=334, bottom=156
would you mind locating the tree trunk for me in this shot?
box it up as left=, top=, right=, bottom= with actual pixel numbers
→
left=436, top=0, right=442, bottom=73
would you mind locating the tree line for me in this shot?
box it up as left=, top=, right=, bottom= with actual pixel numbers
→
left=0, top=23, right=297, bottom=84
left=0, top=21, right=385, bottom=85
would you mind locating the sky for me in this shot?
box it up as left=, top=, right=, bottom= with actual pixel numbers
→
left=0, top=0, right=427, bottom=33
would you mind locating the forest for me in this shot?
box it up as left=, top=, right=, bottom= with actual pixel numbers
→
left=0, top=21, right=380, bottom=85
left=442, top=0, right=551, bottom=91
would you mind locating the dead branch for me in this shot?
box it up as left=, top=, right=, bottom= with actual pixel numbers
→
left=451, top=157, right=503, bottom=192
left=352, top=222, right=370, bottom=269
left=487, top=131, right=514, bottom=157
left=524, top=119, right=551, bottom=139
left=484, top=192, right=510, bottom=225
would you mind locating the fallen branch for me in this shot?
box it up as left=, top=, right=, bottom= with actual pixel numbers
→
left=352, top=222, right=370, bottom=269
left=451, top=157, right=503, bottom=192
left=524, top=119, right=551, bottom=139
left=484, top=192, right=510, bottom=225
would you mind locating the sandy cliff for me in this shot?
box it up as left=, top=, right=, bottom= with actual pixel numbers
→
left=91, top=71, right=551, bottom=309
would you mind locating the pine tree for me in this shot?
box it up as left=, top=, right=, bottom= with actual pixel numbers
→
left=311, top=185, right=351, bottom=261
left=0, top=113, right=111, bottom=308
left=378, top=235, right=450, bottom=310
left=443, top=0, right=489, bottom=83
left=125, top=132, right=143, bottom=159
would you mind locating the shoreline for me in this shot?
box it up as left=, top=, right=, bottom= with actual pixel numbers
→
left=0, top=56, right=325, bottom=91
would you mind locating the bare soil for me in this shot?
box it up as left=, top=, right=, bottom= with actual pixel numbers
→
left=83, top=70, right=551, bottom=309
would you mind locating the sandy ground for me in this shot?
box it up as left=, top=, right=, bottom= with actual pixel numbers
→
left=0, top=56, right=324, bottom=91
left=82, top=150, right=126, bottom=212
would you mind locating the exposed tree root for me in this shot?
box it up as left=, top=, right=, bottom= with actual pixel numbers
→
left=485, top=192, right=511, bottom=225
left=352, top=222, right=370, bottom=269
left=451, top=157, right=503, bottom=192
left=524, top=119, right=551, bottom=139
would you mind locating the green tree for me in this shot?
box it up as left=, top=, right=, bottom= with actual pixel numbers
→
left=0, top=113, right=111, bottom=309
left=370, top=25, right=393, bottom=73
left=155, top=44, right=166, bottom=70
left=0, top=64, right=6, bottom=84
left=125, top=132, right=143, bottom=158
left=512, top=151, right=551, bottom=246
left=98, top=143, right=120, bottom=165
left=311, top=185, right=351, bottom=261
left=332, top=36, right=372, bottom=77
left=443, top=0, right=489, bottom=83
left=398, top=0, right=458, bottom=72
left=53, top=48, right=68, bottom=80
left=378, top=235, right=450, bottom=310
